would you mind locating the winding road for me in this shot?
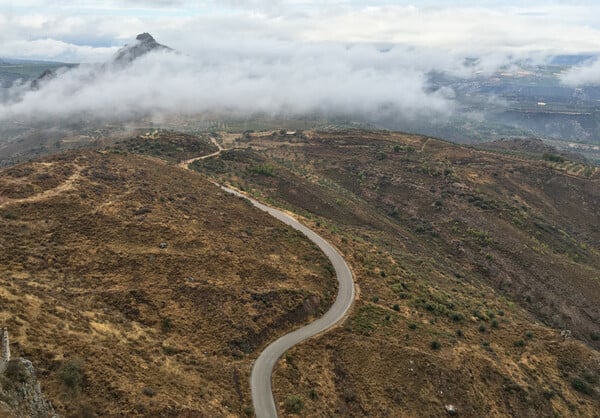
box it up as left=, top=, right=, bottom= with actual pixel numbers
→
left=182, top=137, right=355, bottom=417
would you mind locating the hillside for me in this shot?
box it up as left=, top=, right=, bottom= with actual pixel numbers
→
left=191, top=129, right=600, bottom=417
left=0, top=148, right=336, bottom=417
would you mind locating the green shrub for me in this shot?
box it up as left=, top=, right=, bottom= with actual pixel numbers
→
left=514, top=339, right=525, bottom=347
left=160, top=317, right=173, bottom=333
left=491, top=319, right=499, bottom=328
left=478, top=324, right=487, bottom=333
left=248, top=164, right=275, bottom=176
left=525, top=330, right=534, bottom=339
left=59, top=358, right=84, bottom=393
left=455, top=329, right=463, bottom=337
left=571, top=377, right=593, bottom=396
left=408, top=323, right=417, bottom=330
left=430, top=340, right=441, bottom=350
left=284, top=395, right=304, bottom=414
left=392, top=304, right=400, bottom=311
left=450, top=312, right=464, bottom=322
left=4, top=360, right=29, bottom=384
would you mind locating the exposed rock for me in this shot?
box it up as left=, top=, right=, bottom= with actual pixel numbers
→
left=31, top=69, right=57, bottom=91
left=158, top=242, right=168, bottom=249
left=0, top=358, right=57, bottom=418
left=112, top=32, right=174, bottom=67
left=444, top=404, right=457, bottom=416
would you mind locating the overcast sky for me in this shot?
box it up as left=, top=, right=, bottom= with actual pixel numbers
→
left=1, top=1, right=600, bottom=121
left=2, top=0, right=600, bottom=62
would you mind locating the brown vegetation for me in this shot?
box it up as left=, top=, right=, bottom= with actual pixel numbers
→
left=0, top=149, right=336, bottom=417
left=192, top=129, right=600, bottom=417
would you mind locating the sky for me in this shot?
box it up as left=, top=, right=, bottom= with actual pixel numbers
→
left=1, top=0, right=600, bottom=121
left=2, top=0, right=600, bottom=62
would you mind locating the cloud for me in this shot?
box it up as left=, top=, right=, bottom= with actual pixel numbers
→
left=0, top=42, right=455, bottom=122
left=560, top=58, right=600, bottom=86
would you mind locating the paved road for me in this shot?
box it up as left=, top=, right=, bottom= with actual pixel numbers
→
left=220, top=186, right=355, bottom=418
left=181, top=143, right=355, bottom=417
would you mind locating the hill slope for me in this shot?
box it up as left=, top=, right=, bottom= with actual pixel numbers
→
left=0, top=149, right=336, bottom=416
left=191, top=129, right=600, bottom=417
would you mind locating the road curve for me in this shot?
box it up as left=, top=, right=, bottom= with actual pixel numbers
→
left=181, top=140, right=355, bottom=417
left=219, top=186, right=355, bottom=418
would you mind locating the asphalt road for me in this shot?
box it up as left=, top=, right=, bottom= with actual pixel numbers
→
left=220, top=186, right=355, bottom=418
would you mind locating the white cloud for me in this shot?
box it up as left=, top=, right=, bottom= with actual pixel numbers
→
left=560, top=58, right=600, bottom=86
left=0, top=44, right=453, bottom=121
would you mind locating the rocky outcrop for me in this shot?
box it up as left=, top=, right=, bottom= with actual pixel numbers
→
left=112, top=32, right=174, bottom=67
left=0, top=358, right=57, bottom=418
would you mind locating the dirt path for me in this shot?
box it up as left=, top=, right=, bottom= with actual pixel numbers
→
left=0, top=164, right=83, bottom=208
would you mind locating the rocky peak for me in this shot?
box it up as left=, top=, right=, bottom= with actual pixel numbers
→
left=136, top=33, right=156, bottom=43
left=112, top=32, right=173, bottom=67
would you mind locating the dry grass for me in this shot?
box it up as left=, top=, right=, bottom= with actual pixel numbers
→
left=0, top=149, right=336, bottom=417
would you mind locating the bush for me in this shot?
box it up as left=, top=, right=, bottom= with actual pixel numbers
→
left=283, top=395, right=304, bottom=413
left=478, top=324, right=487, bottom=333
left=571, top=377, right=593, bottom=396
left=514, top=339, right=525, bottom=347
left=455, top=329, right=463, bottom=337
left=491, top=319, right=499, bottom=328
left=309, top=388, right=318, bottom=400
left=525, top=330, right=534, bottom=339
left=59, top=358, right=84, bottom=393
left=4, top=360, right=29, bottom=384
left=142, top=387, right=156, bottom=397
left=160, top=317, right=173, bottom=333
left=392, top=304, right=400, bottom=311
left=408, top=322, right=417, bottom=330
left=450, top=312, right=464, bottom=322
left=372, top=296, right=379, bottom=303
left=430, top=341, right=441, bottom=350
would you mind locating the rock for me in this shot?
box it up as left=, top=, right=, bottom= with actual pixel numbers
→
left=444, top=404, right=457, bottom=416
left=113, top=32, right=174, bottom=67
left=0, top=358, right=57, bottom=417
left=158, top=242, right=168, bottom=249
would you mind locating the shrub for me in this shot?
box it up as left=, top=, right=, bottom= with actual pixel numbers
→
left=450, top=312, right=464, bottom=322
left=59, top=358, right=84, bottom=393
left=283, top=395, right=304, bottom=413
left=478, top=324, right=487, bottom=333
left=430, top=340, right=441, bottom=350
left=248, top=164, right=275, bottom=176
left=4, top=360, right=29, bottom=384
left=392, top=304, right=400, bottom=311
left=372, top=296, right=380, bottom=303
left=161, top=317, right=173, bottom=333
left=514, top=339, right=525, bottom=347
left=571, top=377, right=593, bottom=396
left=142, top=387, right=156, bottom=397
left=309, top=388, right=318, bottom=400
left=491, top=319, right=499, bottom=329
left=408, top=323, right=417, bottom=330
left=455, top=329, right=463, bottom=337
left=525, top=330, right=534, bottom=339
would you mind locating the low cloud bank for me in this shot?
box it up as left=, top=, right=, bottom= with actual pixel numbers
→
left=560, top=58, right=600, bottom=86
left=0, top=41, right=462, bottom=122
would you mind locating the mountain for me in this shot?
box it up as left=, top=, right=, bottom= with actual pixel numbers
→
left=28, top=33, right=173, bottom=90
left=112, top=33, right=173, bottom=67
